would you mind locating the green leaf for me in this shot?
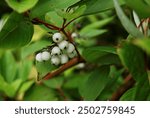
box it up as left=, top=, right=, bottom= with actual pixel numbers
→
left=125, top=0, right=150, bottom=18
left=69, top=0, right=124, bottom=16
left=5, top=0, right=38, bottom=13
left=144, top=0, right=150, bottom=6
left=80, top=17, right=114, bottom=30
left=98, top=66, right=124, bottom=100
left=0, top=51, right=17, bottom=83
left=24, top=84, right=58, bottom=100
left=82, top=46, right=116, bottom=62
left=118, top=43, right=147, bottom=81
left=30, top=0, right=80, bottom=18
left=56, top=5, right=86, bottom=20
left=0, top=12, right=34, bottom=49
left=134, top=38, right=150, bottom=55
left=120, top=88, right=135, bottom=100
left=79, top=66, right=110, bottom=100
left=43, top=77, right=64, bottom=89
left=36, top=61, right=57, bottom=81
left=64, top=73, right=89, bottom=89
left=45, top=11, right=63, bottom=27
left=0, top=74, right=22, bottom=98
left=80, top=29, right=107, bottom=38
left=113, top=0, right=144, bottom=38
left=118, top=42, right=150, bottom=100
left=18, top=60, right=32, bottom=81
left=18, top=80, right=34, bottom=94
left=97, top=54, right=121, bottom=65
left=21, top=40, right=50, bottom=59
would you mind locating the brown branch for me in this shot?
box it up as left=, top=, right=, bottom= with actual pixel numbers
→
left=63, top=18, right=77, bottom=29
left=43, top=56, right=85, bottom=80
left=110, top=74, right=135, bottom=101
left=32, top=18, right=60, bottom=30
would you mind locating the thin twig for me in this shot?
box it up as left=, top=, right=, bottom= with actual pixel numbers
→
left=110, top=74, right=135, bottom=101
left=43, top=57, right=85, bottom=80
left=32, top=18, right=60, bottom=30
left=63, top=18, right=78, bottom=29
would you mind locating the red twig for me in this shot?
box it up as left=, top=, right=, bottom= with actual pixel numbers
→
left=43, top=57, right=85, bottom=80
left=110, top=74, right=135, bottom=101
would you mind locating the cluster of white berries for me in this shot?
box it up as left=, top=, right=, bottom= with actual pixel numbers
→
left=35, top=32, right=77, bottom=66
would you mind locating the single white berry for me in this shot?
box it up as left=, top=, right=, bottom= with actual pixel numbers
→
left=52, top=33, right=63, bottom=43
left=41, top=51, right=51, bottom=61
left=71, top=32, right=78, bottom=39
left=67, top=43, right=75, bottom=53
left=76, top=63, right=85, bottom=69
left=35, top=53, right=43, bottom=62
left=51, top=46, right=61, bottom=55
left=68, top=50, right=77, bottom=58
left=58, top=40, right=69, bottom=50
left=60, top=54, right=69, bottom=64
left=51, top=56, right=60, bottom=66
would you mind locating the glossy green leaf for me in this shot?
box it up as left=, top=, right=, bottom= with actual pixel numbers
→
left=113, top=0, right=144, bottom=38
left=5, top=0, right=38, bottom=13
left=82, top=46, right=116, bottom=62
left=79, top=66, right=110, bottom=100
left=0, top=12, right=34, bottom=49
left=0, top=51, right=17, bottom=83
left=134, top=38, right=150, bottom=55
left=118, top=42, right=150, bottom=100
left=24, top=84, right=58, bottom=100
left=30, top=0, right=80, bottom=18
left=125, top=0, right=150, bottom=18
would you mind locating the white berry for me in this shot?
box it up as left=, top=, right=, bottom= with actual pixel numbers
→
left=71, top=32, right=78, bottom=39
left=41, top=51, right=51, bottom=61
left=51, top=56, right=60, bottom=66
left=68, top=50, right=77, bottom=58
left=52, top=33, right=63, bottom=43
left=35, top=53, right=43, bottom=62
left=60, top=54, right=69, bottom=64
left=67, top=43, right=75, bottom=53
left=51, top=46, right=61, bottom=55
left=58, top=40, right=69, bottom=50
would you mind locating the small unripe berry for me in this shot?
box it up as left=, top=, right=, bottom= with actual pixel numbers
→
left=68, top=50, right=77, bottom=58
left=51, top=46, right=61, bottom=55
left=58, top=40, right=69, bottom=50
left=52, top=33, right=63, bottom=43
left=67, top=43, right=75, bottom=53
left=60, top=54, right=69, bottom=64
left=71, top=32, right=78, bottom=39
left=51, top=56, right=60, bottom=66
left=35, top=53, right=43, bottom=62
left=41, top=51, right=51, bottom=61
